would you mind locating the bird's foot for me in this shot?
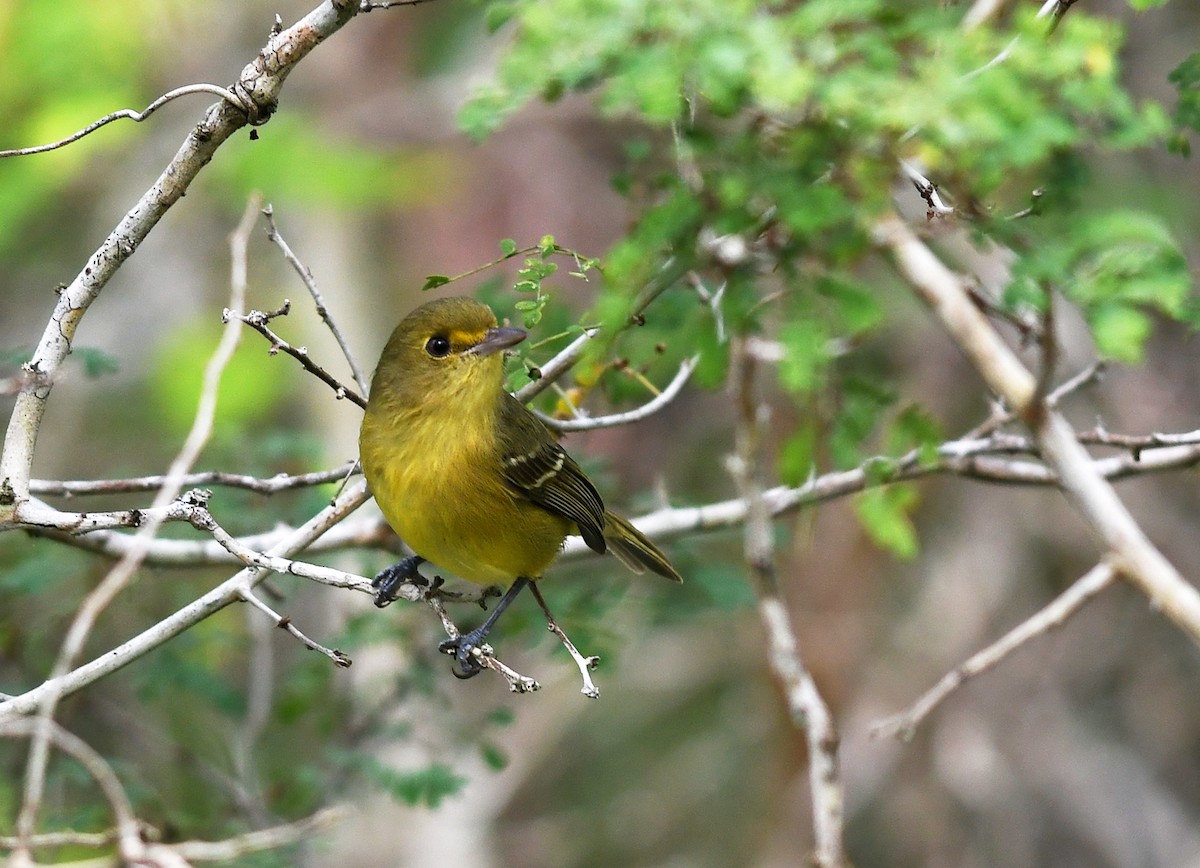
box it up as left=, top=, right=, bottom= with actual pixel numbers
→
left=438, top=629, right=492, bottom=679
left=370, top=555, right=425, bottom=608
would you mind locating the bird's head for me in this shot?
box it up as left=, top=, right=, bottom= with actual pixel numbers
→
left=369, top=297, right=526, bottom=411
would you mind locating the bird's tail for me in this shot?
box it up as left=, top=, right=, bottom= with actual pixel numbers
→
left=603, top=511, right=683, bottom=582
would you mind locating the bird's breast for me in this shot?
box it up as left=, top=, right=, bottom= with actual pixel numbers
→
left=360, top=397, right=569, bottom=584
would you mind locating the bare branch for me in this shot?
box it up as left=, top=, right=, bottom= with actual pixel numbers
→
left=727, top=338, right=845, bottom=867
left=239, top=587, right=352, bottom=667
left=24, top=426, right=1200, bottom=571
left=30, top=461, right=358, bottom=497
left=515, top=327, right=600, bottom=402
left=0, top=0, right=365, bottom=516
left=424, top=596, right=541, bottom=693
left=226, top=305, right=367, bottom=408
left=0, top=480, right=371, bottom=720
left=530, top=583, right=600, bottom=698
left=900, top=160, right=955, bottom=219
left=169, top=805, right=350, bottom=862
left=962, top=0, right=1014, bottom=30
left=871, top=560, right=1118, bottom=741
left=0, top=84, right=247, bottom=158
left=0, top=828, right=118, bottom=852
left=536, top=356, right=697, bottom=432
left=875, top=212, right=1200, bottom=648
left=263, top=205, right=369, bottom=395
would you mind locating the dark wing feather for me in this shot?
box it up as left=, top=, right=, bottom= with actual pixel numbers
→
left=496, top=393, right=607, bottom=554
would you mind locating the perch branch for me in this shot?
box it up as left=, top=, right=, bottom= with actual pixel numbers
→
left=530, top=583, right=600, bottom=698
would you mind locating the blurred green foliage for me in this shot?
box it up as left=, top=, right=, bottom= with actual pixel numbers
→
left=462, top=0, right=1195, bottom=558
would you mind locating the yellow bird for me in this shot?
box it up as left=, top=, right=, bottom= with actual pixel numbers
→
left=359, top=297, right=681, bottom=677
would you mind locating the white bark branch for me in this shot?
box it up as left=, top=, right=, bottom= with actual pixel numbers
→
left=0, top=0, right=364, bottom=519
left=875, top=212, right=1200, bottom=647
left=871, top=559, right=1118, bottom=741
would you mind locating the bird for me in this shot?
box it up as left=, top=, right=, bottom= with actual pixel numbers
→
left=358, top=296, right=681, bottom=678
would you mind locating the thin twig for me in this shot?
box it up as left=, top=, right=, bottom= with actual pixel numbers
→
left=169, top=805, right=350, bottom=861
left=30, top=461, right=358, bottom=497
left=240, top=587, right=351, bottom=667
left=535, top=356, right=697, bottom=432
left=0, top=828, right=119, bottom=852
left=530, top=583, right=600, bottom=698
left=262, top=205, right=369, bottom=395
left=15, top=196, right=263, bottom=853
left=872, top=560, right=1117, bottom=741
left=360, top=0, right=442, bottom=11
left=900, top=160, right=955, bottom=219
left=226, top=306, right=367, bottom=408
left=423, top=596, right=540, bottom=693
left=0, top=84, right=246, bottom=158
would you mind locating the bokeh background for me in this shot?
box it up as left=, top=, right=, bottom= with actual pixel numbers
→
left=3, top=1, right=1200, bottom=865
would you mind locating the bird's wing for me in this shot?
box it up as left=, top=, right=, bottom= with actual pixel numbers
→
left=496, top=393, right=607, bottom=554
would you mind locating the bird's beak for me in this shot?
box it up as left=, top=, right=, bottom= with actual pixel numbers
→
left=465, top=326, right=526, bottom=357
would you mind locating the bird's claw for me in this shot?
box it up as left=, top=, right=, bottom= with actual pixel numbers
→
left=370, top=555, right=425, bottom=608
left=438, top=634, right=489, bottom=679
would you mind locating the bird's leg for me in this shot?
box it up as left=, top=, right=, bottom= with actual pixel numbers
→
left=439, top=577, right=530, bottom=679
left=370, top=555, right=426, bottom=608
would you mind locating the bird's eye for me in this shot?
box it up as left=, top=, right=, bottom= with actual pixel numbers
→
left=425, top=335, right=451, bottom=358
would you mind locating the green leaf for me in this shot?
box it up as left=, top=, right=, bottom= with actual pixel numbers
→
left=778, top=319, right=829, bottom=395
left=74, top=346, right=119, bottom=378
left=480, top=742, right=509, bottom=771
left=486, top=707, right=515, bottom=727
left=1169, top=51, right=1200, bottom=146
left=485, top=0, right=517, bottom=33
left=817, top=274, right=885, bottom=336
left=1091, top=304, right=1151, bottom=363
left=499, top=238, right=519, bottom=257
left=423, top=274, right=451, bottom=290
left=889, top=405, right=943, bottom=468
left=363, top=760, right=467, bottom=809
left=855, top=485, right=920, bottom=560
left=778, top=425, right=818, bottom=487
